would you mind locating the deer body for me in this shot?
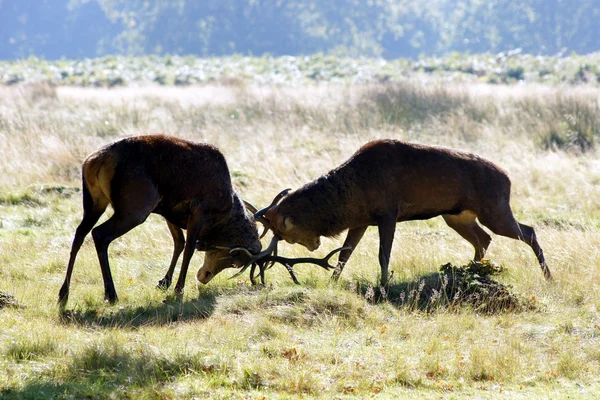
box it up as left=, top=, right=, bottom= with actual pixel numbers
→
left=263, top=139, right=551, bottom=285
left=59, top=134, right=260, bottom=306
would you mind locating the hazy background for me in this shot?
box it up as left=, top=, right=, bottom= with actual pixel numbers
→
left=1, top=0, right=600, bottom=60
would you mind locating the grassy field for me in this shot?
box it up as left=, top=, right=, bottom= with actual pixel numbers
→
left=2, top=52, right=600, bottom=87
left=1, top=80, right=600, bottom=399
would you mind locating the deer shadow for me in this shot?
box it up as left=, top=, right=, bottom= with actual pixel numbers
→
left=58, top=292, right=218, bottom=329
left=353, top=262, right=530, bottom=314
left=354, top=271, right=451, bottom=312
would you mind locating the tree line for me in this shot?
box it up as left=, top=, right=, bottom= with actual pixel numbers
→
left=1, top=0, right=599, bottom=60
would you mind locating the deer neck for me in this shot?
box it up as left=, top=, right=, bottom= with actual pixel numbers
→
left=291, top=172, right=349, bottom=237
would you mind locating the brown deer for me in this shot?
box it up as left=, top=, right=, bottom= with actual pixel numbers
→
left=256, top=139, right=552, bottom=286
left=59, top=134, right=262, bottom=307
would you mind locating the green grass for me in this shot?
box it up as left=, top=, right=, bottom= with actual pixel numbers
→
left=2, top=52, right=600, bottom=87
left=0, top=192, right=45, bottom=207
left=1, top=78, right=600, bottom=398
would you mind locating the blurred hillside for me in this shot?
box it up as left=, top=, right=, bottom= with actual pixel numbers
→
left=1, top=0, right=599, bottom=60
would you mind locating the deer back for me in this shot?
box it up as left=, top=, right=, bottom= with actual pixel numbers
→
left=264, top=139, right=512, bottom=239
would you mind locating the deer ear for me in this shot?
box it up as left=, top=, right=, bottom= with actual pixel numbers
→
left=281, top=216, right=294, bottom=232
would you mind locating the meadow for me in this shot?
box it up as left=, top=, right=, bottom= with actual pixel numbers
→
left=1, top=78, right=600, bottom=399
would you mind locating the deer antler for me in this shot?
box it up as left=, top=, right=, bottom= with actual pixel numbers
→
left=231, top=259, right=297, bottom=285
left=229, top=235, right=279, bottom=264
left=226, top=235, right=280, bottom=281
left=265, top=248, right=346, bottom=271
left=251, top=189, right=291, bottom=238
left=254, top=188, right=291, bottom=219
left=228, top=243, right=350, bottom=285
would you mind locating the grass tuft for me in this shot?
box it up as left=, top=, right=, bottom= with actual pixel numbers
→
left=0, top=192, right=45, bottom=207
left=0, top=291, right=24, bottom=310
left=356, top=260, right=535, bottom=314
left=5, top=337, right=57, bottom=361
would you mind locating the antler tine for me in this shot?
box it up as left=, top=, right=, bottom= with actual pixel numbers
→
left=231, top=261, right=266, bottom=285
left=258, top=226, right=269, bottom=239
left=228, top=261, right=255, bottom=281
left=249, top=263, right=257, bottom=285
left=227, top=234, right=284, bottom=284
left=264, top=239, right=278, bottom=270
left=229, top=235, right=280, bottom=264
left=254, top=258, right=300, bottom=285
left=254, top=188, right=291, bottom=219
left=283, top=263, right=301, bottom=285
left=245, top=190, right=290, bottom=238
left=244, top=200, right=268, bottom=225
left=249, top=263, right=266, bottom=285
left=244, top=200, right=271, bottom=238
left=243, top=200, right=258, bottom=214
left=228, top=235, right=280, bottom=281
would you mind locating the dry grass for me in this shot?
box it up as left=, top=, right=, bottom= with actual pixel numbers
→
left=1, top=81, right=600, bottom=398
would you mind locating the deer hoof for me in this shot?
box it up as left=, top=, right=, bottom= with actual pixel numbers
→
left=157, top=278, right=171, bottom=290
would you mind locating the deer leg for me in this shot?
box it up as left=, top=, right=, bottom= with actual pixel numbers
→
left=443, top=212, right=491, bottom=261
left=479, top=205, right=552, bottom=280
left=377, top=216, right=397, bottom=287
left=59, top=179, right=109, bottom=307
left=173, top=212, right=208, bottom=296
left=331, top=226, right=367, bottom=281
left=58, top=205, right=107, bottom=307
left=91, top=177, right=159, bottom=304
left=91, top=209, right=153, bottom=303
left=517, top=223, right=551, bottom=279
left=157, top=221, right=185, bottom=290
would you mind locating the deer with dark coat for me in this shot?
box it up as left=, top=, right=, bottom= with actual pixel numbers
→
left=256, top=139, right=552, bottom=286
left=59, top=134, right=261, bottom=307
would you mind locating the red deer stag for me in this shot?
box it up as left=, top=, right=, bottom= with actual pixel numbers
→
left=59, top=134, right=262, bottom=307
left=256, top=139, right=552, bottom=286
